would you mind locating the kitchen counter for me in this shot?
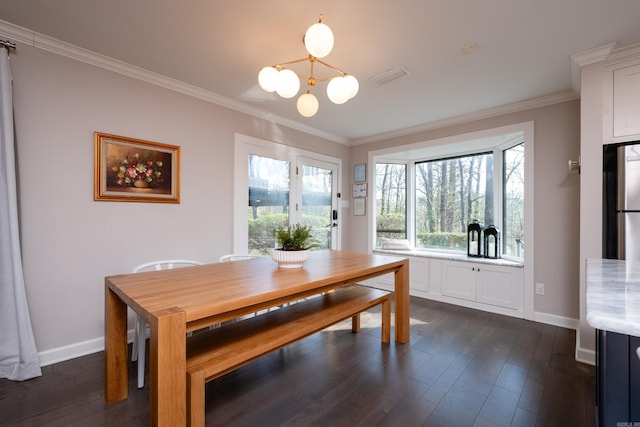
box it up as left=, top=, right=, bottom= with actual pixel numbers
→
left=586, top=258, right=640, bottom=337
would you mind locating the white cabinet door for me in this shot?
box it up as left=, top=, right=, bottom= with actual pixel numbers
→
left=409, top=257, right=428, bottom=292
left=442, top=261, right=476, bottom=301
left=605, top=58, right=640, bottom=144
left=367, top=256, right=428, bottom=292
left=476, top=265, right=515, bottom=309
left=613, top=63, right=640, bottom=139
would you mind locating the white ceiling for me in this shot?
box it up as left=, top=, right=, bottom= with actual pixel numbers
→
left=1, top=0, right=640, bottom=145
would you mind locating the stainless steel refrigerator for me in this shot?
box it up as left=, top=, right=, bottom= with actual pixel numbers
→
left=603, top=142, right=640, bottom=261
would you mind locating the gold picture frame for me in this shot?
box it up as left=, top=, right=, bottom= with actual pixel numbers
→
left=94, top=132, right=180, bottom=203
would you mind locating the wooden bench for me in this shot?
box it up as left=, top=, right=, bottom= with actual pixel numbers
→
left=185, top=285, right=391, bottom=427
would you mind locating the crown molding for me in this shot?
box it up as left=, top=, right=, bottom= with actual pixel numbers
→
left=351, top=90, right=579, bottom=146
left=571, top=43, right=617, bottom=67
left=604, top=42, right=640, bottom=67
left=570, top=43, right=617, bottom=93
left=0, top=19, right=349, bottom=145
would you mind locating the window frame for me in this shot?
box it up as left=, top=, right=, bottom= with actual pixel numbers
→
left=375, top=138, right=524, bottom=260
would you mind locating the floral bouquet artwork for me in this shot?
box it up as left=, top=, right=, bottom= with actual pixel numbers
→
left=112, top=152, right=165, bottom=188
left=94, top=132, right=180, bottom=203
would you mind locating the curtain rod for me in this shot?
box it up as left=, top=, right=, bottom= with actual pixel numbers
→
left=1, top=40, right=16, bottom=51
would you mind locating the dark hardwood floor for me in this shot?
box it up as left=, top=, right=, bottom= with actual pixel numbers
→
left=0, top=297, right=596, bottom=426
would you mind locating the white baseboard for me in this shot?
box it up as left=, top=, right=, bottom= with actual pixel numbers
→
left=38, top=330, right=134, bottom=367
left=575, top=347, right=596, bottom=366
left=533, top=311, right=579, bottom=330
left=38, top=337, right=104, bottom=367
left=574, top=331, right=596, bottom=366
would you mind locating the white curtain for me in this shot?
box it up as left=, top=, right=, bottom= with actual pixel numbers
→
left=0, top=46, right=41, bottom=381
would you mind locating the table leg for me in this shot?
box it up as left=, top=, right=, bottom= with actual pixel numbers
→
left=394, top=260, right=410, bottom=343
left=149, top=307, right=187, bottom=426
left=104, top=284, right=128, bottom=403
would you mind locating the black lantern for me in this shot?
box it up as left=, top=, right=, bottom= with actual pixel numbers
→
left=484, top=224, right=500, bottom=259
left=467, top=220, right=484, bottom=257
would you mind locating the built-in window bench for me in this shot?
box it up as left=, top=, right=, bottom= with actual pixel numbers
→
left=368, top=249, right=525, bottom=318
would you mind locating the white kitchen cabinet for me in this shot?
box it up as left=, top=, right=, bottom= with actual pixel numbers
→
left=441, top=260, right=523, bottom=310
left=603, top=47, right=640, bottom=144
left=476, top=264, right=523, bottom=309
left=367, top=255, right=428, bottom=293
left=368, top=252, right=524, bottom=317
left=441, top=261, right=477, bottom=301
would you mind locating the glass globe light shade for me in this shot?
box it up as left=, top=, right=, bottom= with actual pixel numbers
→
left=327, top=77, right=350, bottom=104
left=258, top=66, right=279, bottom=92
left=297, top=93, right=319, bottom=117
left=342, top=75, right=359, bottom=100
left=275, top=69, right=300, bottom=98
left=304, top=23, right=334, bottom=58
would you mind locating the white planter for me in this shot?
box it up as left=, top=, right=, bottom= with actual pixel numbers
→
left=270, top=249, right=310, bottom=269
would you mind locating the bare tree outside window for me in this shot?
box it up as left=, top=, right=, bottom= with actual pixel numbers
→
left=503, top=143, right=525, bottom=257
left=415, top=152, right=492, bottom=251
left=375, top=163, right=406, bottom=244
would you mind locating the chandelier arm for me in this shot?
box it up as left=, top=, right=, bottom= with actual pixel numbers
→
left=314, top=76, right=340, bottom=84
left=274, top=57, right=309, bottom=68
left=314, top=58, right=349, bottom=76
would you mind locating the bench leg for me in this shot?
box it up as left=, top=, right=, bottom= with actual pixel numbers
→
left=381, top=297, right=391, bottom=344
left=187, top=370, right=206, bottom=427
left=351, top=314, right=361, bottom=333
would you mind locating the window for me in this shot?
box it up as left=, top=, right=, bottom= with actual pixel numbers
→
left=248, top=154, right=290, bottom=254
left=375, top=163, right=406, bottom=245
left=503, top=143, right=524, bottom=257
left=414, top=152, right=493, bottom=251
left=372, top=125, right=528, bottom=262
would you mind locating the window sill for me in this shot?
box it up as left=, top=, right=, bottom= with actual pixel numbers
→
left=373, top=248, right=524, bottom=268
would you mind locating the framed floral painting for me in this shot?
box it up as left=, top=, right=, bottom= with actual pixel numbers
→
left=94, top=132, right=180, bottom=203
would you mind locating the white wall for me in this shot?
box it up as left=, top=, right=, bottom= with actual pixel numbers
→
left=10, top=44, right=350, bottom=364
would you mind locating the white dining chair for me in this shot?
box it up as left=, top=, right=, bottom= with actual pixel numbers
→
left=130, top=259, right=204, bottom=389
left=218, top=254, right=257, bottom=262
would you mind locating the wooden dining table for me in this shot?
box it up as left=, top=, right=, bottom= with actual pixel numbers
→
left=104, top=250, right=409, bottom=426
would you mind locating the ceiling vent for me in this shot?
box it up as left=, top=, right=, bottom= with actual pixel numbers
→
left=369, top=66, right=411, bottom=86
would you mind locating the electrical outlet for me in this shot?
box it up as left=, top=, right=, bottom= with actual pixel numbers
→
left=535, top=282, right=545, bottom=295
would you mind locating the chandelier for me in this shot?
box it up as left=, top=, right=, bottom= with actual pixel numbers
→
left=258, top=15, right=359, bottom=118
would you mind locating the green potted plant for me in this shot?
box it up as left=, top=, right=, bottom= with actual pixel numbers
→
left=271, top=223, right=319, bottom=268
